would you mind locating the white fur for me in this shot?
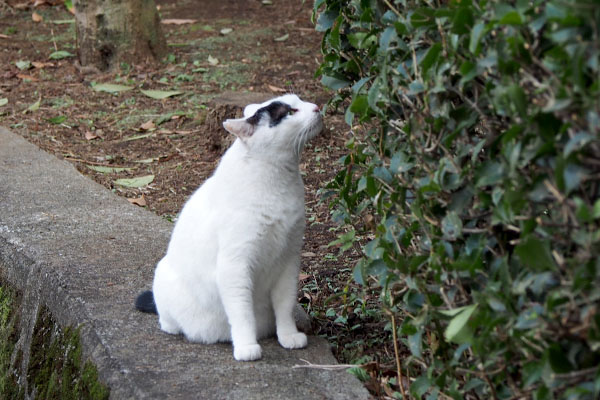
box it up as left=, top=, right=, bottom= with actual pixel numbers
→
left=152, top=94, right=322, bottom=361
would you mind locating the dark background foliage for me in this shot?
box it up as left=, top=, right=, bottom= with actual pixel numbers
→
left=315, top=0, right=600, bottom=398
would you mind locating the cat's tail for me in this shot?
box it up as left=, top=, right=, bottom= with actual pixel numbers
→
left=135, top=290, right=157, bottom=314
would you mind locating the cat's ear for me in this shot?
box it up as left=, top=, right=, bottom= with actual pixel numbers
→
left=223, top=118, right=255, bottom=138
left=243, top=104, right=261, bottom=118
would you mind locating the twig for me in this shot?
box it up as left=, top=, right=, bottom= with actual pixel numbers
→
left=391, top=314, right=407, bottom=399
left=292, top=359, right=358, bottom=371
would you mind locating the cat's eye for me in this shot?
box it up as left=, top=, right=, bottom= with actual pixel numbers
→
left=289, top=108, right=299, bottom=115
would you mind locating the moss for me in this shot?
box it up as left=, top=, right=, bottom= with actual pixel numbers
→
left=27, top=307, right=109, bottom=400
left=0, top=285, right=24, bottom=400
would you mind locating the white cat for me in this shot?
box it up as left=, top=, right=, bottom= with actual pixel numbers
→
left=135, top=94, right=323, bottom=361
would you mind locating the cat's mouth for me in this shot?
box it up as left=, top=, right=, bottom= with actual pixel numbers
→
left=307, top=113, right=324, bottom=139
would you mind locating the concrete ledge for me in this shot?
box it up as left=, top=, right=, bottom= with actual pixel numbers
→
left=0, top=127, right=369, bottom=399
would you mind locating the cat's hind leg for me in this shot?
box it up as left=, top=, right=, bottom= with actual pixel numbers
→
left=271, top=258, right=307, bottom=350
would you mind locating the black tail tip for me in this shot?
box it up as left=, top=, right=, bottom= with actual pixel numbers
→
left=135, top=290, right=157, bottom=314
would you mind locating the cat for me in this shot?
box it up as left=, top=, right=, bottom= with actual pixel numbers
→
left=135, top=94, right=323, bottom=361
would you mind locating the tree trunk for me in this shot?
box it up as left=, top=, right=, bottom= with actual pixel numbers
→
left=73, top=0, right=166, bottom=71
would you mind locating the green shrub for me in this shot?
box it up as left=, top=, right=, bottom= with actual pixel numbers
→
left=315, top=0, right=600, bottom=398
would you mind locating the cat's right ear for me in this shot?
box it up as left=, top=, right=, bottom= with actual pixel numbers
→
left=223, top=118, right=255, bottom=138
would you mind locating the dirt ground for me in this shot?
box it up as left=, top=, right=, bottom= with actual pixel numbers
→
left=0, top=0, right=397, bottom=395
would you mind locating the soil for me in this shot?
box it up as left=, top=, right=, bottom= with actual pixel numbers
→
left=0, top=0, right=396, bottom=396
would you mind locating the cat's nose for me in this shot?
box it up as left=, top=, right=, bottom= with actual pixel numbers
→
left=313, top=105, right=320, bottom=113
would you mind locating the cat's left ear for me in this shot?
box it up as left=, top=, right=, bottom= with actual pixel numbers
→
left=223, top=118, right=255, bottom=138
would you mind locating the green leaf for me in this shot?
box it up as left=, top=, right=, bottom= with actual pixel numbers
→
left=444, top=304, right=477, bottom=343
left=420, top=43, right=442, bottom=76
left=547, top=344, right=574, bottom=373
left=0, top=98, right=7, bottom=107
left=469, top=21, right=486, bottom=54
left=349, top=95, right=369, bottom=116
left=15, top=60, right=31, bottom=70
left=321, top=75, right=350, bottom=90
left=113, top=175, right=155, bottom=188
left=408, top=331, right=422, bottom=358
left=27, top=98, right=41, bottom=113
left=139, top=89, right=184, bottom=99
left=49, top=50, right=74, bottom=60
left=515, top=236, right=557, bottom=271
left=442, top=211, right=463, bottom=240
left=92, top=83, right=135, bottom=94
left=410, top=375, right=431, bottom=398
left=274, top=33, right=289, bottom=42
left=47, top=115, right=67, bottom=124
left=86, top=165, right=135, bottom=174
left=499, top=11, right=523, bottom=25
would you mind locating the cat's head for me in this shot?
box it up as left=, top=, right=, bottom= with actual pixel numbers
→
left=222, top=94, right=323, bottom=156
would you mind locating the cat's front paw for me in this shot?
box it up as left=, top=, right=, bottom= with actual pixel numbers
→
left=233, top=344, right=262, bottom=361
left=278, top=332, right=307, bottom=349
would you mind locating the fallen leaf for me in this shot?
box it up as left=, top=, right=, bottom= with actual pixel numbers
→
left=0, top=98, right=8, bottom=107
left=26, top=98, right=41, bottom=113
left=47, top=115, right=67, bottom=124
left=220, top=28, right=233, bottom=35
left=268, top=84, right=286, bottom=93
left=140, top=120, right=156, bottom=131
left=298, top=273, right=311, bottom=281
left=121, top=133, right=153, bottom=142
left=127, top=195, right=147, bottom=207
left=32, top=61, right=55, bottom=69
left=85, top=131, right=99, bottom=140
left=87, top=165, right=135, bottom=173
left=92, top=83, right=134, bottom=94
left=32, top=12, right=43, bottom=22
left=0, top=34, right=9, bottom=39
left=49, top=50, right=75, bottom=60
left=15, top=60, right=32, bottom=70
left=139, top=89, right=184, bottom=99
left=301, top=252, right=317, bottom=257
left=274, top=33, right=289, bottom=42
left=17, top=74, right=37, bottom=81
left=262, top=0, right=273, bottom=4
left=161, top=18, right=197, bottom=25
left=114, top=175, right=154, bottom=188
left=207, top=55, right=219, bottom=66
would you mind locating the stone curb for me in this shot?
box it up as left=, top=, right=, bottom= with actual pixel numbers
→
left=0, top=127, right=370, bottom=399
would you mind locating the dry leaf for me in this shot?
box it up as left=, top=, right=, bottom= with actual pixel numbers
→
left=301, top=251, right=316, bottom=257
left=33, top=0, right=50, bottom=7
left=17, top=74, right=38, bottom=81
left=32, top=12, right=43, bottom=22
left=298, top=273, right=311, bottom=281
left=84, top=131, right=99, bottom=140
left=32, top=61, right=54, bottom=69
left=268, top=84, right=286, bottom=93
left=0, top=34, right=9, bottom=39
left=140, top=120, right=156, bottom=131
left=127, top=195, right=147, bottom=207
left=161, top=19, right=197, bottom=25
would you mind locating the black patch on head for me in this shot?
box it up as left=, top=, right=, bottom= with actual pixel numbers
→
left=246, top=101, right=292, bottom=128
